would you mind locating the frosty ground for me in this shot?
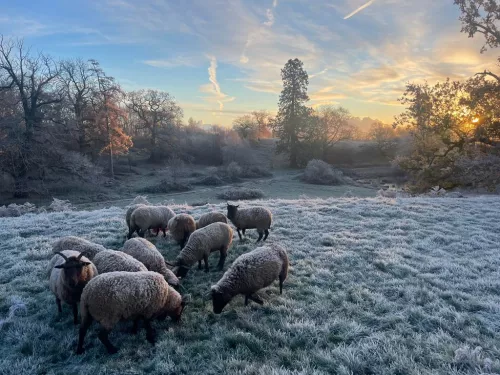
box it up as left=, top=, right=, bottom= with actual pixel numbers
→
left=1, top=197, right=499, bottom=375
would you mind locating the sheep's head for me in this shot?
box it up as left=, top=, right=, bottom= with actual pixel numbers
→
left=168, top=258, right=190, bottom=278
left=171, top=295, right=189, bottom=322
left=226, top=203, right=239, bottom=220
left=211, top=285, right=231, bottom=314
left=54, top=252, right=91, bottom=288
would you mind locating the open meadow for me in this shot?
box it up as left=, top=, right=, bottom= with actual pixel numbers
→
left=1, top=196, right=500, bottom=374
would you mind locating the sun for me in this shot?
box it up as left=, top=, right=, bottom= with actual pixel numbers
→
left=472, top=118, right=479, bottom=123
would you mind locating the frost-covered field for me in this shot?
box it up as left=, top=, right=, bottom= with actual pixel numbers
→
left=1, top=197, right=500, bottom=375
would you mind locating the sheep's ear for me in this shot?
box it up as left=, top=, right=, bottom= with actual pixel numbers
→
left=77, top=252, right=88, bottom=260
left=54, top=264, right=65, bottom=269
left=81, top=261, right=91, bottom=266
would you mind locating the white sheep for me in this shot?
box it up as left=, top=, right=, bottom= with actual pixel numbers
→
left=52, top=236, right=106, bottom=261
left=168, top=222, right=233, bottom=278
left=121, top=238, right=179, bottom=288
left=76, top=271, right=187, bottom=354
left=167, top=213, right=196, bottom=249
left=49, top=250, right=98, bottom=324
left=226, top=203, right=272, bottom=242
left=211, top=243, right=288, bottom=314
left=128, top=205, right=175, bottom=239
left=92, top=250, right=148, bottom=274
left=196, top=211, right=228, bottom=229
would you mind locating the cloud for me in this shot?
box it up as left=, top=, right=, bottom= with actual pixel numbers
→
left=200, top=56, right=235, bottom=111
left=143, top=56, right=196, bottom=68
left=344, top=0, right=376, bottom=19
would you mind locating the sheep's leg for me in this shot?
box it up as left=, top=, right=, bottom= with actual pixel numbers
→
left=76, top=314, right=93, bottom=355
left=137, top=229, right=145, bottom=238
left=98, top=328, right=118, bottom=354
left=249, top=294, right=264, bottom=305
left=204, top=254, right=209, bottom=273
left=152, top=228, right=159, bottom=237
left=245, top=295, right=249, bottom=306
left=236, top=228, right=242, bottom=240
left=56, top=297, right=62, bottom=313
left=131, top=318, right=140, bottom=334
left=162, top=228, right=167, bottom=237
left=198, top=260, right=202, bottom=270
left=144, top=319, right=156, bottom=345
left=263, top=229, right=269, bottom=241
left=72, top=304, right=79, bottom=325
left=242, top=229, right=246, bottom=236
left=218, top=247, right=227, bottom=271
left=127, top=228, right=134, bottom=239
left=256, top=230, right=264, bottom=243
left=279, top=275, right=284, bottom=294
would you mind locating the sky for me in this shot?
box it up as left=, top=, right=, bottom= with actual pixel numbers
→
left=0, top=0, right=497, bottom=127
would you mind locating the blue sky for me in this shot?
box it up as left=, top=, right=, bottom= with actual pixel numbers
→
left=0, top=0, right=496, bottom=126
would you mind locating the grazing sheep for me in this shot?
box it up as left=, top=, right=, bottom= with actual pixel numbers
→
left=49, top=250, right=98, bottom=324
left=211, top=243, right=288, bottom=314
left=122, top=238, right=179, bottom=288
left=169, top=222, right=233, bottom=278
left=128, top=205, right=175, bottom=239
left=125, top=203, right=146, bottom=231
left=196, top=211, right=228, bottom=229
left=167, top=213, right=196, bottom=249
left=77, top=271, right=187, bottom=354
left=93, top=250, right=148, bottom=274
left=52, top=236, right=105, bottom=261
left=226, top=203, right=272, bottom=242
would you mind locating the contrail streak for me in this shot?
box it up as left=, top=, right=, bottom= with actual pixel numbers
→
left=344, top=0, right=375, bottom=19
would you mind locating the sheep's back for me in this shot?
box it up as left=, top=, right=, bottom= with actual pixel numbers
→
left=93, top=250, right=147, bottom=274
left=233, top=207, right=272, bottom=230
left=196, top=212, right=228, bottom=229
left=52, top=236, right=105, bottom=260
left=81, top=271, right=169, bottom=329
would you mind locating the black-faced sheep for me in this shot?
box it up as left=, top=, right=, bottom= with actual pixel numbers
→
left=121, top=238, right=180, bottom=288
left=128, top=205, right=175, bottom=239
left=92, top=250, right=148, bottom=274
left=196, top=211, right=228, bottom=229
left=211, top=243, right=288, bottom=314
left=167, top=213, right=196, bottom=249
left=49, top=250, right=98, bottom=324
left=76, top=271, right=187, bottom=354
left=226, top=203, right=272, bottom=242
left=168, top=222, right=233, bottom=278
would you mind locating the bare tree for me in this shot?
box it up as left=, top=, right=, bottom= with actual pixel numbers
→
left=126, top=89, right=183, bottom=161
left=251, top=110, right=272, bottom=138
left=59, top=59, right=96, bottom=153
left=0, top=36, right=61, bottom=182
left=309, top=106, right=354, bottom=160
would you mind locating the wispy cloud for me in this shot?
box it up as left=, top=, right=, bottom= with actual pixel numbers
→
left=143, top=56, right=196, bottom=68
left=200, top=56, right=235, bottom=111
left=344, top=0, right=376, bottom=19
left=241, top=0, right=279, bottom=63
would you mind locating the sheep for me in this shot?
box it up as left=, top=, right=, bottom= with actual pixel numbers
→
left=168, top=222, right=233, bottom=278
left=128, top=205, right=175, bottom=239
left=76, top=271, right=187, bottom=354
left=167, top=213, right=196, bottom=249
left=92, top=250, right=148, bottom=274
left=49, top=250, right=98, bottom=324
left=226, top=203, right=272, bottom=242
left=211, top=243, right=288, bottom=314
left=196, top=211, right=228, bottom=229
left=121, top=238, right=180, bottom=288
left=125, top=203, right=145, bottom=232
left=52, top=236, right=105, bottom=261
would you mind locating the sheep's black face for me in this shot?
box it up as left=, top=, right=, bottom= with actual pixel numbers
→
left=55, top=258, right=91, bottom=287
left=176, top=266, right=190, bottom=278
left=212, top=290, right=230, bottom=314
left=226, top=204, right=239, bottom=221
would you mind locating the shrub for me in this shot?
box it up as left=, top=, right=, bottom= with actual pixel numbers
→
left=48, top=198, right=75, bottom=212
left=195, top=175, right=225, bottom=186
left=226, top=162, right=242, bottom=181
left=302, top=159, right=346, bottom=185
left=138, top=180, right=191, bottom=194
left=239, top=165, right=273, bottom=178
left=0, top=203, right=37, bottom=217
left=216, top=188, right=265, bottom=200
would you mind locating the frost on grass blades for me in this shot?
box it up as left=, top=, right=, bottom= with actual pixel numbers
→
left=1, top=197, right=500, bottom=374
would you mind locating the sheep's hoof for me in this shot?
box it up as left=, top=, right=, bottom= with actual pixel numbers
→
left=107, top=346, right=119, bottom=354
left=76, top=347, right=85, bottom=355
